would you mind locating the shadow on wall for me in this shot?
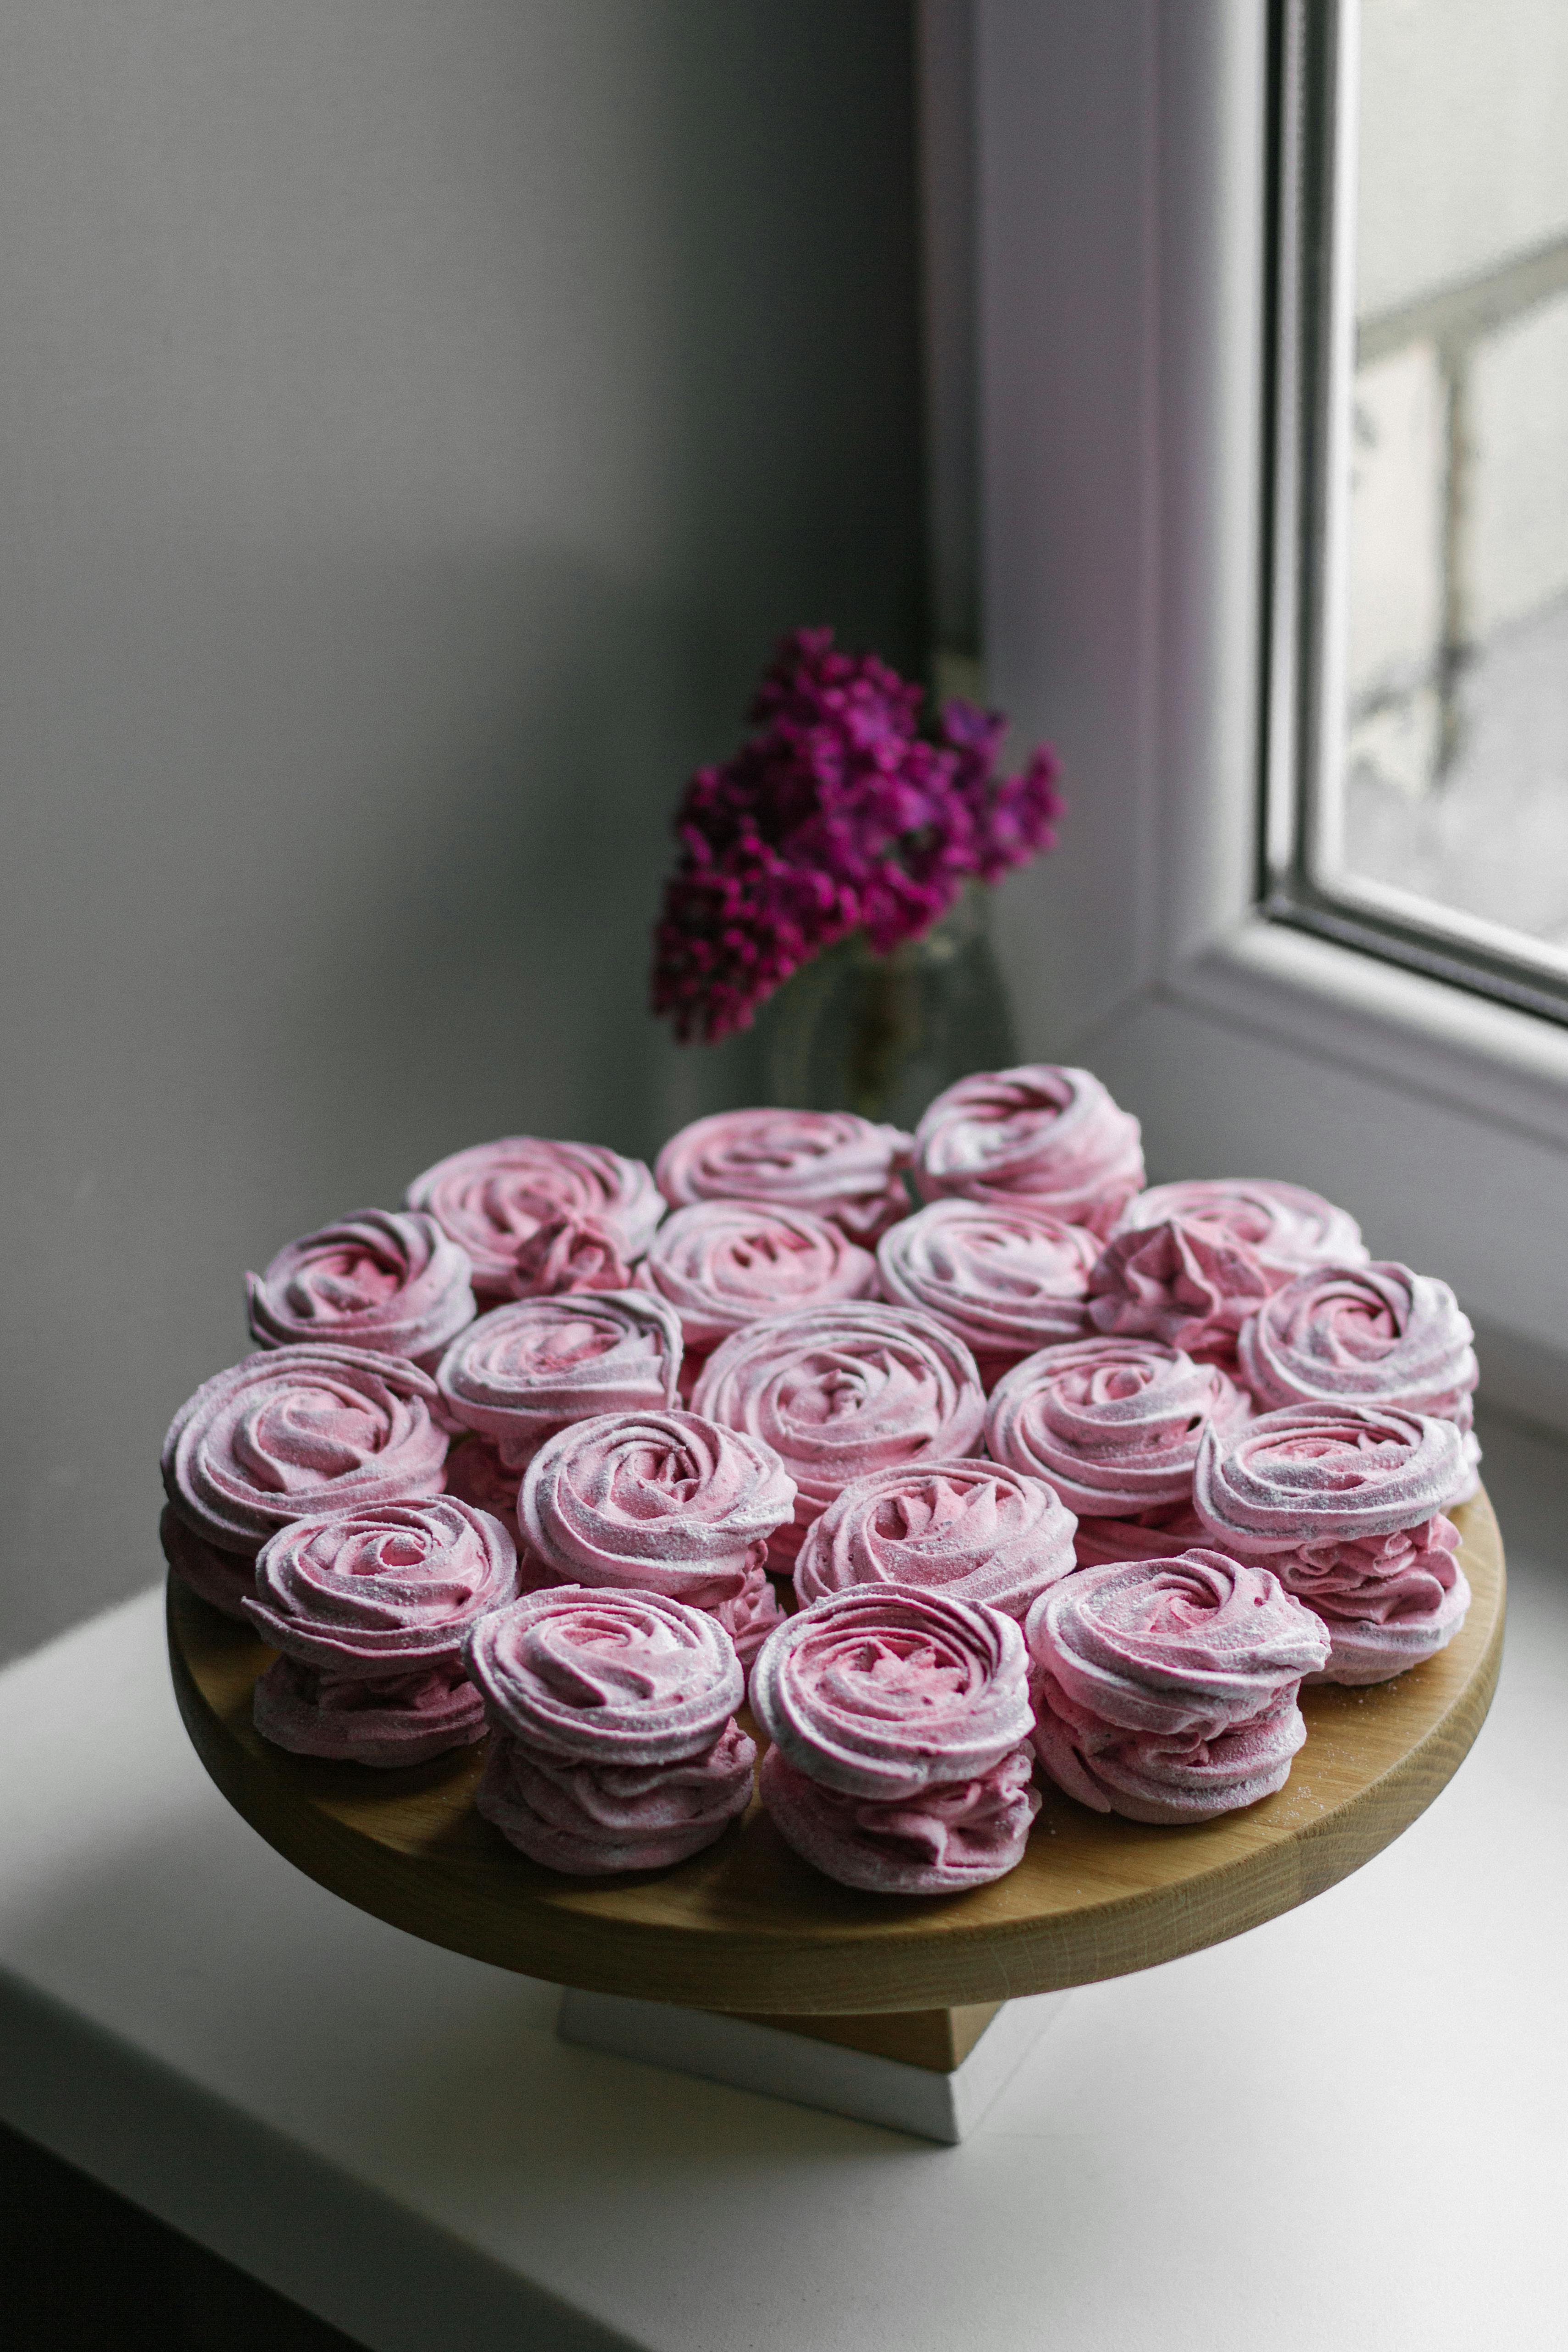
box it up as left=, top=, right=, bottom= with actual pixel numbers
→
left=295, top=4, right=929, bottom=1181
left=0, top=0, right=923, bottom=1656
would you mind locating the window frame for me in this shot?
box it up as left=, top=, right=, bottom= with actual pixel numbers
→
left=1263, top=0, right=1568, bottom=1028
left=960, top=0, right=1568, bottom=1423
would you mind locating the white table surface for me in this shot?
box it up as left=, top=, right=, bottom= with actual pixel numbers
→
left=1, top=1411, right=1564, bottom=2352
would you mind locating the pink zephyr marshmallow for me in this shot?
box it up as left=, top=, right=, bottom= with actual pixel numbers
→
left=911, top=1065, right=1145, bottom=1238
left=691, top=1300, right=985, bottom=1568
left=246, top=1208, right=475, bottom=1371
left=1194, top=1401, right=1471, bottom=1685
left=510, top=1211, right=632, bottom=1300
left=1025, top=1549, right=1330, bottom=1824
left=1237, top=1261, right=1479, bottom=1500
left=464, top=1586, right=753, bottom=1873
left=793, top=1458, right=1076, bottom=1623
left=752, top=1583, right=1040, bottom=1893
left=1086, top=1217, right=1273, bottom=1366
left=1112, top=1178, right=1367, bottom=1280
left=655, top=1108, right=913, bottom=1247
left=986, top=1335, right=1249, bottom=1521
left=521, top=1408, right=795, bottom=1669
left=436, top=1291, right=683, bottom=1471
left=161, top=1345, right=449, bottom=1617
left=407, top=1137, right=663, bottom=1301
left=634, top=1198, right=879, bottom=1356
left=876, top=1198, right=1099, bottom=1385
left=245, top=1496, right=517, bottom=1766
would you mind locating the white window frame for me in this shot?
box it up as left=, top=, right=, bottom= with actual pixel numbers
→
left=940, top=0, right=1568, bottom=1424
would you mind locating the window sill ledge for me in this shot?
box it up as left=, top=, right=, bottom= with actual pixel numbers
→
left=1168, top=915, right=1568, bottom=1153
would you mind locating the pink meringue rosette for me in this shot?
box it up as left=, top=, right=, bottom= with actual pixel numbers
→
left=634, top=1201, right=879, bottom=1368
left=161, top=1345, right=449, bottom=1618
left=1193, top=1401, right=1471, bottom=1684
left=986, top=1336, right=1250, bottom=1521
left=876, top=1198, right=1099, bottom=1385
left=911, top=1065, right=1145, bottom=1238
left=464, top=1586, right=754, bottom=1873
left=752, top=1584, right=1040, bottom=1894
left=436, top=1292, right=683, bottom=1472
left=510, top=1212, right=632, bottom=1300
left=245, top=1209, right=475, bottom=1372
left=691, top=1301, right=986, bottom=1568
left=1086, top=1216, right=1275, bottom=1365
left=1112, top=1178, right=1368, bottom=1281
left=244, top=1497, right=517, bottom=1766
left=793, top=1459, right=1077, bottom=1623
left=655, top=1108, right=913, bottom=1247
left=520, top=1409, right=796, bottom=1669
left=1237, top=1261, right=1479, bottom=1500
left=407, top=1137, right=663, bottom=1302
left=1024, top=1550, right=1331, bottom=1824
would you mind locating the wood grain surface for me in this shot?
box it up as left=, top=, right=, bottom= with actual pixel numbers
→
left=167, top=1489, right=1505, bottom=2016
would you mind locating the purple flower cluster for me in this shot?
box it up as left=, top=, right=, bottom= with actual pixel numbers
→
left=651, top=629, right=1063, bottom=1045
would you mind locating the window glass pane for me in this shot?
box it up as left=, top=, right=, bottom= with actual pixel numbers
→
left=1337, top=0, right=1568, bottom=961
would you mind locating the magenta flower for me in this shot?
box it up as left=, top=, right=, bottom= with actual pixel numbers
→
left=651, top=628, right=1063, bottom=1045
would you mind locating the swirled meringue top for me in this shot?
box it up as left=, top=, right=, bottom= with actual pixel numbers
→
left=521, top=1409, right=796, bottom=1605
left=911, top=1066, right=1145, bottom=1237
left=1112, top=1178, right=1367, bottom=1279
left=654, top=1109, right=913, bottom=1246
left=690, top=1301, right=985, bottom=1520
left=436, top=1293, right=683, bottom=1469
left=877, top=1198, right=1098, bottom=1370
left=1086, top=1217, right=1273, bottom=1361
left=1024, top=1550, right=1330, bottom=1738
left=793, top=1459, right=1077, bottom=1620
left=986, top=1337, right=1250, bottom=1517
left=1194, top=1401, right=1467, bottom=1550
left=407, top=1137, right=663, bottom=1296
left=161, top=1345, right=448, bottom=1555
left=245, top=1496, right=517, bottom=1671
left=510, top=1212, right=632, bottom=1299
left=751, top=1583, right=1034, bottom=1801
left=634, top=1200, right=879, bottom=1350
left=246, top=1209, right=475, bottom=1368
left=463, top=1585, right=744, bottom=1764
left=1238, top=1261, right=1478, bottom=1429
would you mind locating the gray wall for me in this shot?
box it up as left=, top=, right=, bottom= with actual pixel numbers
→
left=0, top=1, right=924, bottom=1659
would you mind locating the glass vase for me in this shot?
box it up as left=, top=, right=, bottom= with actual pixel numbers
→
left=759, top=883, right=1017, bottom=1130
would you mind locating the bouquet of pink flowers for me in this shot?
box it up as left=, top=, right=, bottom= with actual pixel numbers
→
left=651, top=628, right=1062, bottom=1045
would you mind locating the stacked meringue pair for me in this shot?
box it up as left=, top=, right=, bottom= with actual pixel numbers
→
left=1194, top=1403, right=1471, bottom=1684
left=753, top=1587, right=1040, bottom=1893
left=986, top=1335, right=1250, bottom=1568
left=246, top=1498, right=519, bottom=1765
left=161, top=1344, right=451, bottom=1619
left=1025, top=1551, right=1330, bottom=1824
left=466, top=1587, right=755, bottom=1872
left=519, top=1410, right=795, bottom=1669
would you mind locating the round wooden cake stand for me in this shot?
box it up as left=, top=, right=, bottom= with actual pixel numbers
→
left=169, top=1483, right=1504, bottom=2058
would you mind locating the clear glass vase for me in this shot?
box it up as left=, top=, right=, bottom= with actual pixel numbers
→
left=758, top=884, right=1017, bottom=1129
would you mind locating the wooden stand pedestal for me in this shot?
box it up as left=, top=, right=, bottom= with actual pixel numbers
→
left=557, top=1988, right=1066, bottom=2141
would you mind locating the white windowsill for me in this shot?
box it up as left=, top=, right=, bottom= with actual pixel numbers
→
left=1173, top=916, right=1568, bottom=1152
